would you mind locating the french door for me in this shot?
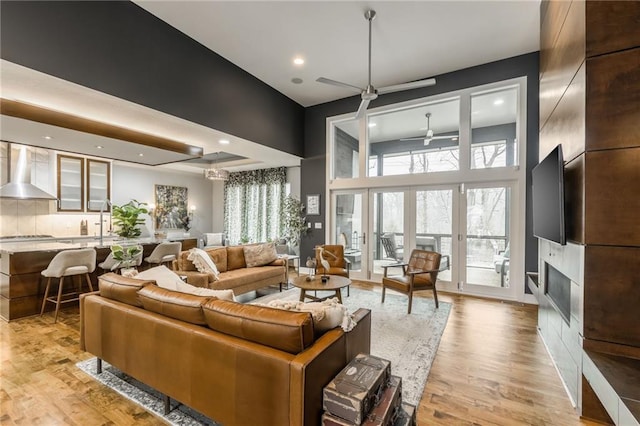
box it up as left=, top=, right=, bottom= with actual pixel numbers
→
left=330, top=182, right=519, bottom=299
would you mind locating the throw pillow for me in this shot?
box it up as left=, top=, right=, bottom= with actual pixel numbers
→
left=243, top=243, right=278, bottom=268
left=203, top=232, right=225, bottom=246
left=187, top=248, right=220, bottom=280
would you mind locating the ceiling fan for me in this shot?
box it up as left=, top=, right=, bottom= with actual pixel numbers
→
left=316, top=10, right=436, bottom=119
left=401, top=113, right=458, bottom=146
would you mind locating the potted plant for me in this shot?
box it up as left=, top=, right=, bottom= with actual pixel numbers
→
left=281, top=195, right=308, bottom=254
left=110, top=243, right=142, bottom=277
left=112, top=200, right=149, bottom=239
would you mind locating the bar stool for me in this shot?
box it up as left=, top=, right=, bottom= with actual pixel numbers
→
left=144, top=242, right=181, bottom=270
left=40, top=248, right=96, bottom=323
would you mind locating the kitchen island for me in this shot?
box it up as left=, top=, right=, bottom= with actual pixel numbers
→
left=0, top=237, right=197, bottom=321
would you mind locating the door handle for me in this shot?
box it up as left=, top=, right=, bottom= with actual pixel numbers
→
left=362, top=232, right=366, bottom=245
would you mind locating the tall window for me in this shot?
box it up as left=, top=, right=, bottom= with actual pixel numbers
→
left=224, top=167, right=286, bottom=244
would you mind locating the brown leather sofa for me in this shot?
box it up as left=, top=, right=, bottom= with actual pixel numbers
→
left=80, top=273, right=371, bottom=426
left=173, top=245, right=286, bottom=294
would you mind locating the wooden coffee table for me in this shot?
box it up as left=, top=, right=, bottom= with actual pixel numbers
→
left=292, top=275, right=351, bottom=303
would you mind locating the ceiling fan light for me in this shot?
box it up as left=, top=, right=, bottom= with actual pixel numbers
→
left=204, top=168, right=229, bottom=181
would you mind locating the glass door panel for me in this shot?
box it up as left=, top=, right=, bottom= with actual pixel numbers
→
left=332, top=192, right=366, bottom=278
left=416, top=189, right=453, bottom=282
left=371, top=191, right=404, bottom=277
left=465, top=186, right=510, bottom=288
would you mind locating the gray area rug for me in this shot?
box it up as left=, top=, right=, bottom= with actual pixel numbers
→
left=254, top=286, right=451, bottom=405
left=76, top=286, right=450, bottom=424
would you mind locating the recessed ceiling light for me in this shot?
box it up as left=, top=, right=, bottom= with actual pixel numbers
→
left=291, top=78, right=303, bottom=84
left=96, top=145, right=103, bottom=149
left=138, top=153, right=144, bottom=157
left=493, top=99, right=504, bottom=106
left=293, top=57, right=304, bottom=65
left=43, top=136, right=52, bottom=140
left=219, top=139, right=230, bottom=145
left=368, top=122, right=377, bottom=127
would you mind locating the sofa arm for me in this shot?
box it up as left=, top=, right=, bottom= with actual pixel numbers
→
left=289, top=328, right=346, bottom=426
left=288, top=308, right=371, bottom=426
left=346, top=308, right=371, bottom=362
left=178, top=271, right=212, bottom=288
left=79, top=291, right=101, bottom=351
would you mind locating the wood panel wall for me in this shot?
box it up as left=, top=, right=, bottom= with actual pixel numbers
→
left=540, top=0, right=640, bottom=423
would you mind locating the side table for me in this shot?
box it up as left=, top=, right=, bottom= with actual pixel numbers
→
left=278, top=255, right=300, bottom=291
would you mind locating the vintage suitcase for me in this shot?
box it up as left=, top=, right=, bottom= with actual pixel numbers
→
left=362, top=375, right=402, bottom=426
left=394, top=402, right=417, bottom=426
left=323, top=353, right=391, bottom=424
left=321, top=411, right=358, bottom=426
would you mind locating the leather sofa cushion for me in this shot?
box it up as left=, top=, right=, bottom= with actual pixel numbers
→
left=226, top=246, right=246, bottom=270
left=243, top=243, right=278, bottom=267
left=207, top=247, right=227, bottom=272
left=138, top=285, right=211, bottom=325
left=98, top=272, right=155, bottom=307
left=202, top=299, right=315, bottom=354
left=211, top=266, right=283, bottom=290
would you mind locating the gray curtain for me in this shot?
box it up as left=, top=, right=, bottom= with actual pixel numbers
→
left=224, top=167, right=286, bottom=245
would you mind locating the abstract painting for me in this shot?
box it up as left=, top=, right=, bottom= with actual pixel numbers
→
left=154, top=185, right=188, bottom=230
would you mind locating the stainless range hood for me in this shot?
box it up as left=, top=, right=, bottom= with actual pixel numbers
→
left=0, top=143, right=57, bottom=200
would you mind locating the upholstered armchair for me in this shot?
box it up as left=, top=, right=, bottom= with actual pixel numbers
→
left=315, top=244, right=351, bottom=296
left=381, top=249, right=442, bottom=314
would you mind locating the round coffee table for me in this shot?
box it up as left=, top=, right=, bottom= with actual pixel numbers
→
left=292, top=275, right=351, bottom=303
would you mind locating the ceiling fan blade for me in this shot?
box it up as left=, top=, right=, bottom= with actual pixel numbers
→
left=316, top=77, right=363, bottom=92
left=355, top=99, right=371, bottom=119
left=431, top=135, right=458, bottom=140
left=377, top=78, right=436, bottom=95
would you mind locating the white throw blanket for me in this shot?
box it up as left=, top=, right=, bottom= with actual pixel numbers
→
left=258, top=297, right=356, bottom=332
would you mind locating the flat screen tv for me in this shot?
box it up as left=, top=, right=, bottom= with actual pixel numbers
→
left=532, top=144, right=566, bottom=245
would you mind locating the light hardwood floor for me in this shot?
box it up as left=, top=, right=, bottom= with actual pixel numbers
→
left=0, top=282, right=600, bottom=425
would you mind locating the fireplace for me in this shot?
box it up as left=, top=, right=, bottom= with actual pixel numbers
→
left=545, top=263, right=571, bottom=324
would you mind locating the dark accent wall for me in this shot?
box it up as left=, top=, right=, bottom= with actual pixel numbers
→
left=0, top=0, right=304, bottom=157
left=302, top=52, right=540, bottom=288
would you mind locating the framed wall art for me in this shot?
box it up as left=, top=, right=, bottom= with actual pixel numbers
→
left=155, top=185, right=189, bottom=229
left=306, top=194, right=320, bottom=215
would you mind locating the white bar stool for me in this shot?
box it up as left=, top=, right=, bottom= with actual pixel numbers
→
left=40, top=248, right=96, bottom=323
left=144, top=242, right=182, bottom=270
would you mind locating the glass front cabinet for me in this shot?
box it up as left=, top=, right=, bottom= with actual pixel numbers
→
left=57, top=154, right=111, bottom=212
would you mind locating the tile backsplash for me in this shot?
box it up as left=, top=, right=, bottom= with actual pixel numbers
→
left=0, top=199, right=146, bottom=237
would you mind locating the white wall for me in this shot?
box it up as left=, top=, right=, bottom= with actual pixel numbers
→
left=112, top=162, right=214, bottom=238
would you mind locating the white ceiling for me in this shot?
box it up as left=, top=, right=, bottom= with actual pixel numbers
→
left=1, top=1, right=540, bottom=172
left=135, top=0, right=540, bottom=107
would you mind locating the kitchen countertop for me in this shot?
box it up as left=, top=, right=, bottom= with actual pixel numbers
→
left=0, top=238, right=157, bottom=254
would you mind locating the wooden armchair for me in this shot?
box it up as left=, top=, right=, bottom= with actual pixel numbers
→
left=315, top=244, right=351, bottom=296
left=381, top=249, right=442, bottom=314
